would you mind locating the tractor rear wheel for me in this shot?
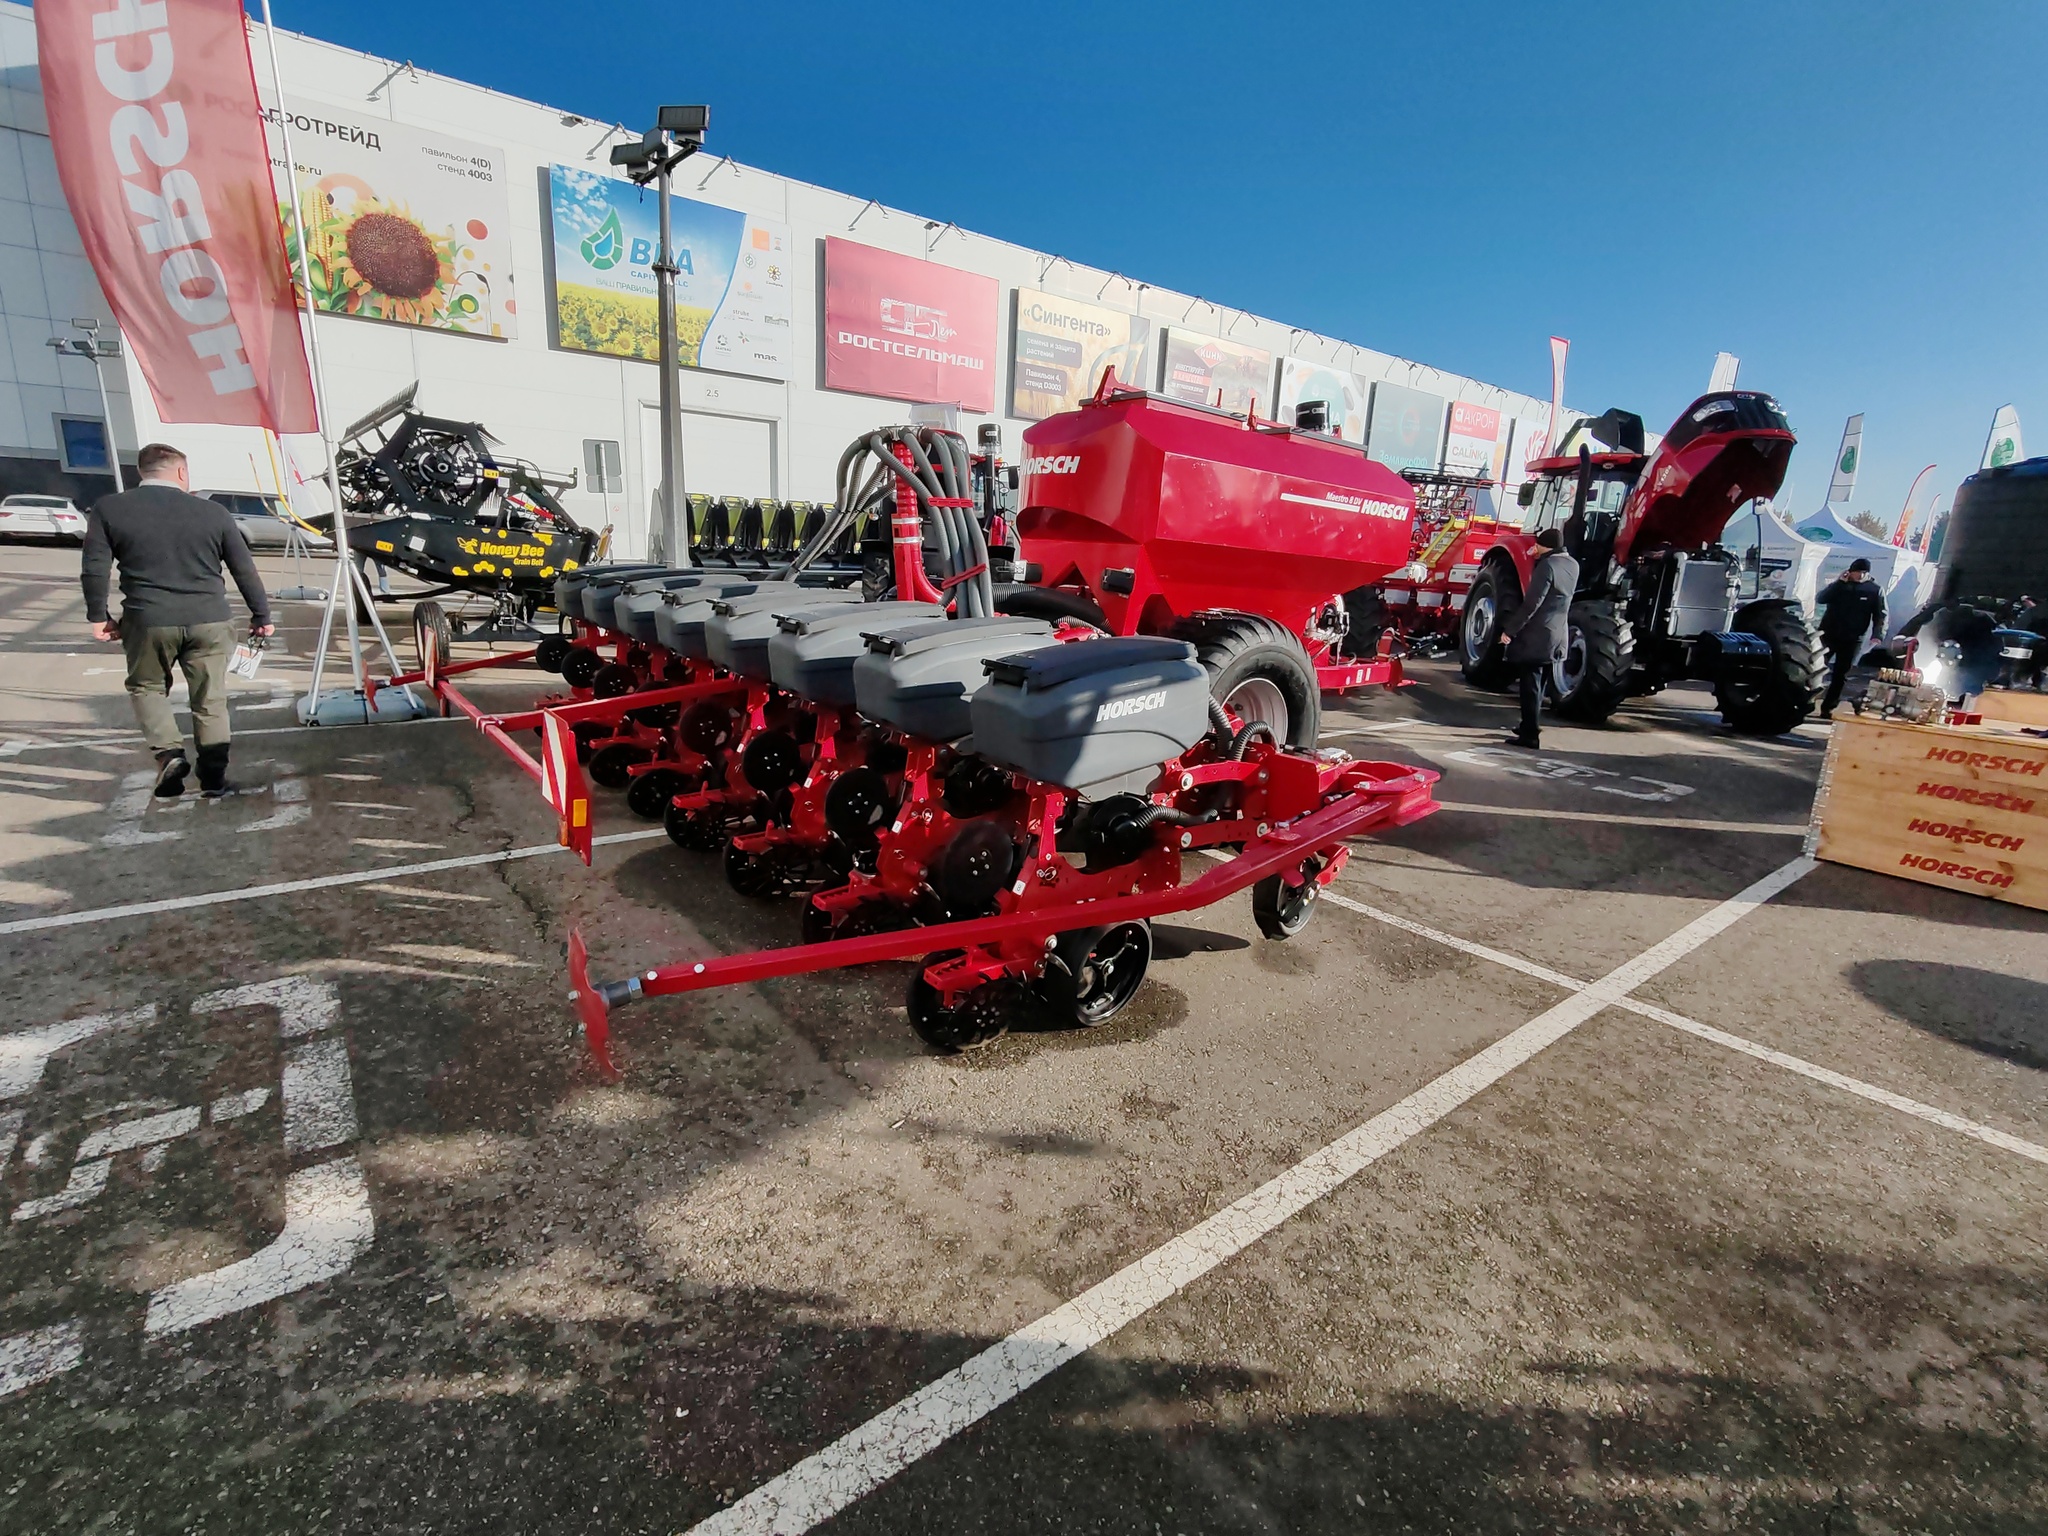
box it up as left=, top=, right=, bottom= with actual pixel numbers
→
left=1174, top=613, right=1320, bottom=749
left=1715, top=600, right=1822, bottom=736
left=1550, top=600, right=1635, bottom=724
left=1458, top=563, right=1519, bottom=689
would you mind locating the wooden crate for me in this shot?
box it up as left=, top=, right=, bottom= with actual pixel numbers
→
left=1978, top=689, right=2048, bottom=729
left=1809, top=716, right=2048, bottom=910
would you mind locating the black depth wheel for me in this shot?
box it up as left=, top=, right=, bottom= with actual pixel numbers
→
left=586, top=741, right=652, bottom=791
left=591, top=662, right=637, bottom=699
left=800, top=898, right=836, bottom=946
left=561, top=647, right=604, bottom=688
left=535, top=634, right=572, bottom=673
left=1252, top=856, right=1324, bottom=940
left=664, top=800, right=726, bottom=851
left=1041, top=922, right=1153, bottom=1027
left=724, top=843, right=788, bottom=899
left=907, top=956, right=1017, bottom=1052
left=626, top=767, right=692, bottom=820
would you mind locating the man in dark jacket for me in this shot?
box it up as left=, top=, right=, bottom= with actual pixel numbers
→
left=1813, top=558, right=1886, bottom=718
left=1500, top=528, right=1579, bottom=748
left=81, top=442, right=273, bottom=798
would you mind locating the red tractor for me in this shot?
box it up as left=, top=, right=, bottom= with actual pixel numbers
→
left=1456, top=390, right=1823, bottom=735
left=998, top=371, right=1416, bottom=749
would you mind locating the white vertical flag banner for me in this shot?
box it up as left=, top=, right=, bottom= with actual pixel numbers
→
left=1981, top=404, right=2023, bottom=470
left=1825, top=413, right=1863, bottom=508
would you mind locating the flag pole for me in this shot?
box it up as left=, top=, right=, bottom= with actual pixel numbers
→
left=252, top=0, right=422, bottom=723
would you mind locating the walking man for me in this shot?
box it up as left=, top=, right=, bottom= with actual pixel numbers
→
left=1501, top=527, right=1579, bottom=749
left=81, top=442, right=273, bottom=798
left=1814, top=557, right=1886, bottom=718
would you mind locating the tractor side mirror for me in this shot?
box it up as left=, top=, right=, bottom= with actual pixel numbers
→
left=1517, top=482, right=1536, bottom=508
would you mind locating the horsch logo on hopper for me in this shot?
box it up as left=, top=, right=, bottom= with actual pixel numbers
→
left=1024, top=455, right=1081, bottom=476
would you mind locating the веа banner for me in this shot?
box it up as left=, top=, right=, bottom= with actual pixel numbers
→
left=38, top=0, right=316, bottom=433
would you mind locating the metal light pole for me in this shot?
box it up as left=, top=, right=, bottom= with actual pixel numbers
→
left=612, top=105, right=708, bottom=564
left=46, top=319, right=123, bottom=485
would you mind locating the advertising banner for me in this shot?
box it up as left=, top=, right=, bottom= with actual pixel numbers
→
left=1009, top=290, right=1151, bottom=420
left=1366, top=382, right=1446, bottom=473
left=1825, top=413, right=1864, bottom=507
left=36, top=0, right=315, bottom=432
left=823, top=237, right=997, bottom=411
left=548, top=165, right=791, bottom=379
left=1157, top=328, right=1271, bottom=415
left=1546, top=335, right=1569, bottom=455
left=1507, top=409, right=1548, bottom=487
left=1274, top=358, right=1368, bottom=441
left=1981, top=403, right=2024, bottom=470
left=1443, top=400, right=1501, bottom=475
left=264, top=100, right=516, bottom=338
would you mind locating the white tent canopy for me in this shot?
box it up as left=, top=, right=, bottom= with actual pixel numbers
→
left=1789, top=505, right=1931, bottom=635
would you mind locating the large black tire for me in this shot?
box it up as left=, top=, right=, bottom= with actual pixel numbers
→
left=1173, top=612, right=1320, bottom=749
left=411, top=600, right=452, bottom=673
left=1549, top=600, right=1635, bottom=724
left=1458, top=562, right=1520, bottom=689
left=1716, top=600, right=1823, bottom=736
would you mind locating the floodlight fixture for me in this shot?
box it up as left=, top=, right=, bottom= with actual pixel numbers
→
left=657, top=103, right=710, bottom=137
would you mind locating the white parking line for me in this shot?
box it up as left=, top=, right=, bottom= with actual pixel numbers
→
left=1312, top=887, right=2048, bottom=1167
left=0, top=829, right=670, bottom=936
left=684, top=857, right=1815, bottom=1536
left=1435, top=801, right=1806, bottom=836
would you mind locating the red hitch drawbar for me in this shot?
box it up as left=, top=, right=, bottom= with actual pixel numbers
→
left=568, top=759, right=1438, bottom=1076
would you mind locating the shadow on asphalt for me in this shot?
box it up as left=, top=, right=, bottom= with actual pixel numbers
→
left=1850, top=958, right=2048, bottom=1069
left=5, top=1232, right=2043, bottom=1535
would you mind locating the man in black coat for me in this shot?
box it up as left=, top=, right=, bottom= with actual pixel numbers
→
left=1500, top=528, right=1579, bottom=749
left=1813, top=558, right=1886, bottom=718
left=81, top=442, right=274, bottom=798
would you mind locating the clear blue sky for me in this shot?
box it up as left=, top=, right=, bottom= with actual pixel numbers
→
left=267, top=0, right=2044, bottom=530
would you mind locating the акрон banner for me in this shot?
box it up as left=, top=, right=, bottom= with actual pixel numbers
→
left=1443, top=400, right=1501, bottom=475
left=37, top=0, right=316, bottom=433
left=548, top=165, right=791, bottom=379
left=823, top=237, right=997, bottom=412
left=1156, top=328, right=1271, bottom=415
left=1366, top=381, right=1446, bottom=473
left=1009, top=289, right=1150, bottom=421
left=263, top=100, right=517, bottom=338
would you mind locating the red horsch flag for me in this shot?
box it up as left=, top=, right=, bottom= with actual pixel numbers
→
left=37, top=0, right=316, bottom=433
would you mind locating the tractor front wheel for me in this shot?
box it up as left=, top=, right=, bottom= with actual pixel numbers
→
left=1550, top=600, right=1635, bottom=724
left=1715, top=601, right=1822, bottom=736
left=1458, top=564, right=1519, bottom=689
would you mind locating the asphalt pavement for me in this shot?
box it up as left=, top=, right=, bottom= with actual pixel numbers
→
left=1, top=543, right=2043, bottom=1535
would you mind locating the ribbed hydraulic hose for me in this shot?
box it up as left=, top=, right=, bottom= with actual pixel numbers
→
left=793, top=424, right=988, bottom=613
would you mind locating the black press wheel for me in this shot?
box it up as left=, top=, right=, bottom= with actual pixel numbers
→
left=411, top=601, right=453, bottom=673
left=1173, top=612, right=1320, bottom=749
left=586, top=741, right=652, bottom=791
left=625, top=766, right=692, bottom=820
left=800, top=898, right=836, bottom=946
left=1040, top=922, right=1153, bottom=1027
left=535, top=634, right=572, bottom=673
left=590, top=662, right=638, bottom=699
left=1458, top=562, right=1519, bottom=689
left=664, top=799, right=726, bottom=851
left=724, top=842, right=789, bottom=899
left=1252, top=856, right=1325, bottom=940
left=907, top=955, right=1018, bottom=1052
left=560, top=647, right=604, bottom=689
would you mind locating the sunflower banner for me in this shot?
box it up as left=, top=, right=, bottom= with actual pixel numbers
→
left=259, top=96, right=516, bottom=338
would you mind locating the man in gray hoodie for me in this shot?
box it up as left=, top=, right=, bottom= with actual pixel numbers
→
left=81, top=442, right=274, bottom=798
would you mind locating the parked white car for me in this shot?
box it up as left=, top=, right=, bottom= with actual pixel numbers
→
left=0, top=493, right=88, bottom=545
left=203, top=492, right=330, bottom=550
